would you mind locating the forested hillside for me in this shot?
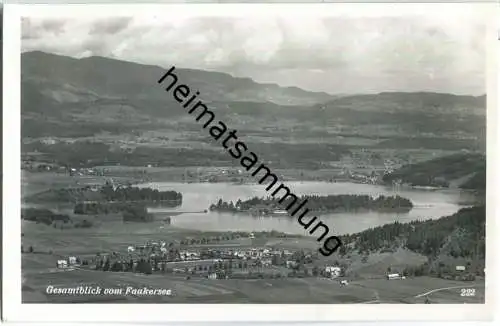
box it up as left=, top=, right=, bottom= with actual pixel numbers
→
left=342, top=206, right=485, bottom=262
left=382, top=153, right=486, bottom=190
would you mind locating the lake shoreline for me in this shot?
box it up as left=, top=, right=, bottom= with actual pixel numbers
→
left=22, top=169, right=477, bottom=235
left=134, top=180, right=475, bottom=235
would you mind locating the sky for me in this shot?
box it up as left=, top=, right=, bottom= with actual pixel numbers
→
left=21, top=9, right=487, bottom=95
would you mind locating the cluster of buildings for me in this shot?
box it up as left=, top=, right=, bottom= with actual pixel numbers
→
left=88, top=241, right=346, bottom=280
left=129, top=242, right=301, bottom=264
left=332, top=168, right=382, bottom=185
left=69, top=167, right=103, bottom=176
left=56, top=256, right=80, bottom=269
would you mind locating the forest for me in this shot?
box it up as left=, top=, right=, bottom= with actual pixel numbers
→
left=99, top=183, right=182, bottom=203
left=122, top=205, right=154, bottom=222
left=25, top=184, right=182, bottom=205
left=21, top=208, right=93, bottom=228
left=209, top=194, right=413, bottom=214
left=340, top=205, right=485, bottom=261
left=21, top=208, right=70, bottom=225
left=382, top=153, right=486, bottom=190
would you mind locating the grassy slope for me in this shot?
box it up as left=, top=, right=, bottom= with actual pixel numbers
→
left=340, top=206, right=485, bottom=273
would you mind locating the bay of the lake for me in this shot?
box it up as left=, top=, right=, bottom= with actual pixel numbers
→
left=139, top=181, right=476, bottom=235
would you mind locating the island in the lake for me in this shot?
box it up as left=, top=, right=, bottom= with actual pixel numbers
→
left=209, top=194, right=414, bottom=216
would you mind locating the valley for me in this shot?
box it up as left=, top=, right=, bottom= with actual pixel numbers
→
left=20, top=51, right=487, bottom=304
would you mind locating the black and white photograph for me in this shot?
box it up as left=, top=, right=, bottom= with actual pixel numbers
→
left=2, top=2, right=496, bottom=323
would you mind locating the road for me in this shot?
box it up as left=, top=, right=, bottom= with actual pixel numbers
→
left=414, top=284, right=483, bottom=298
left=357, top=289, right=380, bottom=304
left=356, top=282, right=484, bottom=304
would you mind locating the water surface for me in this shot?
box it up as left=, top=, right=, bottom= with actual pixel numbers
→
left=139, top=181, right=475, bottom=235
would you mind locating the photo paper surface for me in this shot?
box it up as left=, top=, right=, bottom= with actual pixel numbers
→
left=2, top=2, right=496, bottom=322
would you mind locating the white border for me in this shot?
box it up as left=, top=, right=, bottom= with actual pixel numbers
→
left=2, top=2, right=498, bottom=323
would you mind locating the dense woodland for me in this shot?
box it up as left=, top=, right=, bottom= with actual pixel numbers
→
left=459, top=168, right=486, bottom=190
left=99, top=183, right=182, bottom=203
left=341, top=206, right=485, bottom=261
left=74, top=202, right=153, bottom=222
left=74, top=201, right=130, bottom=214
left=24, top=183, right=182, bottom=205
left=21, top=208, right=70, bottom=225
left=21, top=208, right=93, bottom=228
left=383, top=153, right=486, bottom=190
left=210, top=194, right=413, bottom=214
left=122, top=205, right=154, bottom=222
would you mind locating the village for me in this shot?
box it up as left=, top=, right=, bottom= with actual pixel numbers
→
left=53, top=235, right=410, bottom=285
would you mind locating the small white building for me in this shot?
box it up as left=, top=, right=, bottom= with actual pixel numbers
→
left=68, top=256, right=77, bottom=265
left=261, top=259, right=272, bottom=267
left=325, top=266, right=342, bottom=277
left=386, top=273, right=401, bottom=280
left=57, top=260, right=68, bottom=268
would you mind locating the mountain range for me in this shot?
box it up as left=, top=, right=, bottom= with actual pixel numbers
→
left=21, top=51, right=486, bottom=150
left=22, top=51, right=335, bottom=107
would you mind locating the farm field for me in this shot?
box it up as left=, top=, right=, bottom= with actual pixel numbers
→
left=351, top=277, right=485, bottom=304
left=22, top=216, right=485, bottom=304
left=22, top=219, right=307, bottom=257
left=22, top=261, right=485, bottom=304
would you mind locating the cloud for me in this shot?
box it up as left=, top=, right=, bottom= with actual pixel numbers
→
left=21, top=12, right=486, bottom=95
left=21, top=17, right=66, bottom=40
left=89, top=17, right=133, bottom=35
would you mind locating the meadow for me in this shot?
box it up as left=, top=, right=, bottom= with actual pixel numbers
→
left=22, top=218, right=484, bottom=304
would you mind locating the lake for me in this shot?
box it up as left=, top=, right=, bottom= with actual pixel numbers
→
left=138, top=181, right=476, bottom=235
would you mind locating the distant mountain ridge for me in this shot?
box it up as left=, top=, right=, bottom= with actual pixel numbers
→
left=315, top=92, right=486, bottom=116
left=21, top=51, right=486, bottom=149
left=21, top=51, right=335, bottom=107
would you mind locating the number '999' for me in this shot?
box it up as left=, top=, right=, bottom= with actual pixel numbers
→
left=461, top=288, right=476, bottom=296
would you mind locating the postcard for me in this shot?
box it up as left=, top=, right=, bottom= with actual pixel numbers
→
left=2, top=2, right=496, bottom=323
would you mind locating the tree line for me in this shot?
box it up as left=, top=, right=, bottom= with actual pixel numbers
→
left=21, top=208, right=70, bottom=225
left=21, top=208, right=93, bottom=228
left=25, top=184, right=183, bottom=206
left=340, top=205, right=485, bottom=260
left=73, top=202, right=154, bottom=222
left=382, top=153, right=486, bottom=190
left=209, top=194, right=413, bottom=213
left=100, top=183, right=182, bottom=203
